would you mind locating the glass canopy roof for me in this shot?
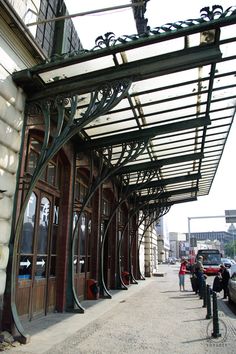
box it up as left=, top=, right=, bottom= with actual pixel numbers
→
left=13, top=5, right=236, bottom=209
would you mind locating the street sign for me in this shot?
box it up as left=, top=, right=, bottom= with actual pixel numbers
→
left=225, top=210, right=236, bottom=223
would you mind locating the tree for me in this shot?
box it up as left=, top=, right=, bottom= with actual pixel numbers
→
left=224, top=241, right=236, bottom=259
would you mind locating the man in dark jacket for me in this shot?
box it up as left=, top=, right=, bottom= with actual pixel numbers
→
left=220, top=264, right=230, bottom=299
left=212, top=272, right=222, bottom=293
left=195, top=256, right=205, bottom=299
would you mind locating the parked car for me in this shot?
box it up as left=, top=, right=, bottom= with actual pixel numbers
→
left=228, top=264, right=236, bottom=304
left=221, top=258, right=235, bottom=269
left=167, top=257, right=176, bottom=264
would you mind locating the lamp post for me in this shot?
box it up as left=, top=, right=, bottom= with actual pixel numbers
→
left=233, top=226, right=235, bottom=260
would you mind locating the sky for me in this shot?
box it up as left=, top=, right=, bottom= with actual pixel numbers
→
left=64, top=0, right=236, bottom=233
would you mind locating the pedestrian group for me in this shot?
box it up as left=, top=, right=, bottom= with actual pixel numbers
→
left=178, top=256, right=230, bottom=299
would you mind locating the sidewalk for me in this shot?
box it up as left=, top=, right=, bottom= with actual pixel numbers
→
left=4, top=264, right=236, bottom=354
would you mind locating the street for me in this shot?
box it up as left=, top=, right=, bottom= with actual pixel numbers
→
left=5, top=264, right=236, bottom=354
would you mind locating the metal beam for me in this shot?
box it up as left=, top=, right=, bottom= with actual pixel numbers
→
left=127, top=172, right=201, bottom=192
left=76, top=117, right=210, bottom=151
left=141, top=196, right=198, bottom=209
left=115, top=152, right=203, bottom=175
left=26, top=2, right=146, bottom=27
left=13, top=46, right=221, bottom=101
left=137, top=187, right=198, bottom=202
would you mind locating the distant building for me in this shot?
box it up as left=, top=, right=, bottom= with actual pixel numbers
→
left=155, top=218, right=170, bottom=262
left=169, top=232, right=186, bottom=259
left=186, top=231, right=234, bottom=244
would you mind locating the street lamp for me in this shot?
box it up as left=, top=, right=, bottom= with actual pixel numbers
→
left=233, top=226, right=235, bottom=260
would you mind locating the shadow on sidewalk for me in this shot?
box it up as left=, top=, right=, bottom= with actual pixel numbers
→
left=22, top=312, right=77, bottom=336
left=182, top=337, right=209, bottom=344
left=169, top=296, right=196, bottom=299
left=160, top=290, right=180, bottom=293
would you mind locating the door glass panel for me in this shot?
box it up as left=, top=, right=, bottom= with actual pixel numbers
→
left=21, top=192, right=37, bottom=254
left=79, top=213, right=86, bottom=274
left=56, top=161, right=61, bottom=188
left=47, top=162, right=56, bottom=185
left=40, top=168, right=46, bottom=181
left=79, top=213, right=86, bottom=256
left=37, top=197, right=50, bottom=254
left=51, top=225, right=58, bottom=255
left=27, top=150, right=38, bottom=175
left=36, top=196, right=50, bottom=279
left=50, top=199, right=59, bottom=276
left=19, top=255, right=33, bottom=279
left=87, top=217, right=91, bottom=272
left=51, top=202, right=59, bottom=254
left=31, top=138, right=42, bottom=151
left=73, top=212, right=79, bottom=273
left=79, top=256, right=85, bottom=272
left=50, top=256, right=56, bottom=276
left=35, top=255, right=47, bottom=278
left=74, top=181, right=79, bottom=200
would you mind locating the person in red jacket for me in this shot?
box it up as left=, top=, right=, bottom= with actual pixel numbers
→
left=179, top=258, right=188, bottom=291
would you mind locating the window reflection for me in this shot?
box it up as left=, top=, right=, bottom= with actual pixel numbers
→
left=79, top=214, right=86, bottom=256
left=73, top=212, right=79, bottom=273
left=28, top=150, right=38, bottom=175
left=73, top=212, right=90, bottom=274
left=18, top=255, right=33, bottom=279
left=35, top=256, right=47, bottom=278
left=37, top=197, right=50, bottom=254
left=21, top=193, right=36, bottom=254
left=47, top=162, right=56, bottom=185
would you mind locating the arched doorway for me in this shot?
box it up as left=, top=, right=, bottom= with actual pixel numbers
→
left=16, top=135, right=70, bottom=320
left=73, top=167, right=93, bottom=301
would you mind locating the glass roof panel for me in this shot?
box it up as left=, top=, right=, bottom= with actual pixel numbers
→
left=220, top=24, right=236, bottom=41
left=124, top=37, right=185, bottom=62
left=39, top=55, right=115, bottom=83
left=11, top=6, right=236, bottom=208
left=131, top=67, right=211, bottom=93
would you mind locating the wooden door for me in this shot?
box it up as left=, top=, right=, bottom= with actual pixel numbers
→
left=73, top=212, right=92, bottom=301
left=16, top=192, right=58, bottom=320
left=103, top=220, right=111, bottom=290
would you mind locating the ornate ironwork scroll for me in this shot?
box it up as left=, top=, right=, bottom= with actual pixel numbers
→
left=72, top=139, right=149, bottom=302
left=104, top=6, right=235, bottom=44
left=8, top=79, right=131, bottom=341
left=137, top=205, right=170, bottom=279
left=99, top=170, right=162, bottom=291
left=40, top=6, right=236, bottom=65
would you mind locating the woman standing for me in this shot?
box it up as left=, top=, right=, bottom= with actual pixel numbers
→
left=179, top=259, right=188, bottom=291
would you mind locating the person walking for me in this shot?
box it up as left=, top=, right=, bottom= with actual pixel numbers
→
left=179, top=258, right=188, bottom=291
left=220, top=264, right=230, bottom=299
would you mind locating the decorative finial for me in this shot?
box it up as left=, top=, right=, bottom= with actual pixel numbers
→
left=200, top=5, right=223, bottom=20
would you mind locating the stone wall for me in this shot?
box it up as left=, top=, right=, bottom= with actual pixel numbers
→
left=0, top=65, right=24, bottom=296
left=0, top=9, right=39, bottom=298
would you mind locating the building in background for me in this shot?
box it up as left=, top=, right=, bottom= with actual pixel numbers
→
left=155, top=219, right=170, bottom=263
left=169, top=232, right=186, bottom=259
left=186, top=231, right=234, bottom=244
